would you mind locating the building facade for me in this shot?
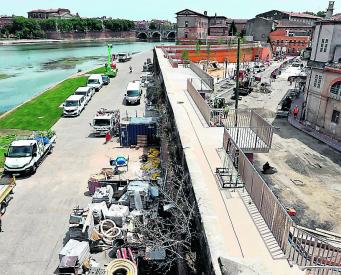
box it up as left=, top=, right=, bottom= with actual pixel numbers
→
left=176, top=9, right=248, bottom=40
left=27, top=9, right=77, bottom=19
left=256, top=10, right=322, bottom=26
left=176, top=9, right=209, bottom=40
left=305, top=19, right=341, bottom=139
left=0, top=15, right=14, bottom=29
left=246, top=17, right=275, bottom=42
left=269, top=29, right=310, bottom=57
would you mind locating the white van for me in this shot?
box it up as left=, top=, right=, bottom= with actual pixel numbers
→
left=63, top=95, right=86, bottom=117
left=124, top=80, right=142, bottom=105
left=87, top=74, right=103, bottom=92
left=74, top=87, right=92, bottom=105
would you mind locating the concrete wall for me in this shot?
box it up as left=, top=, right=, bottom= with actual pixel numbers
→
left=246, top=17, right=273, bottom=42
left=45, top=31, right=135, bottom=40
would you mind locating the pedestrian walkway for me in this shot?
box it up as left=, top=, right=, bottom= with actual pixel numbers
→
left=289, top=95, right=341, bottom=152
left=156, top=48, right=303, bottom=275
left=288, top=116, right=341, bottom=152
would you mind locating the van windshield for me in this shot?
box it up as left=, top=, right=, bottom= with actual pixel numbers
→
left=127, top=90, right=140, bottom=97
left=76, top=92, right=86, bottom=96
left=94, top=119, right=110, bottom=126
left=88, top=79, right=99, bottom=84
left=65, top=100, right=79, bottom=107
left=8, top=146, right=32, bottom=158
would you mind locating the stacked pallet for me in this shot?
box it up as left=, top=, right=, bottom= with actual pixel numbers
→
left=136, top=135, right=148, bottom=147
left=69, top=208, right=94, bottom=241
left=92, top=186, right=113, bottom=205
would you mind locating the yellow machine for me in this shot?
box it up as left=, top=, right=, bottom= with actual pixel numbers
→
left=0, top=176, right=15, bottom=213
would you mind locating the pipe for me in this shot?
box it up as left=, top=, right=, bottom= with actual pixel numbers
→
left=105, top=259, right=138, bottom=275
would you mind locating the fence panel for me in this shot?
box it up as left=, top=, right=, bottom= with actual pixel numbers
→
left=187, top=79, right=211, bottom=124
left=190, top=61, right=214, bottom=89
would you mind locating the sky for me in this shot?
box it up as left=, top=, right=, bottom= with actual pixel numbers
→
left=0, top=0, right=339, bottom=22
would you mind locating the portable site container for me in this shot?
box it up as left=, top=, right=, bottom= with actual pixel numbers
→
left=120, top=117, right=158, bottom=146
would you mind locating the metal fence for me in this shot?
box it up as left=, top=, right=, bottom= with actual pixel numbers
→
left=190, top=61, right=214, bottom=89
left=187, top=79, right=211, bottom=125
left=288, top=226, right=341, bottom=273
left=223, top=129, right=292, bottom=253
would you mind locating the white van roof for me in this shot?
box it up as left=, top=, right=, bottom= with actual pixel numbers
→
left=88, top=74, right=102, bottom=79
left=66, top=95, right=84, bottom=101
left=127, top=81, right=140, bottom=91
left=76, top=86, right=91, bottom=92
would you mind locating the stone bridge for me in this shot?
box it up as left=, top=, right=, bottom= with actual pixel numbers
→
left=136, top=29, right=176, bottom=41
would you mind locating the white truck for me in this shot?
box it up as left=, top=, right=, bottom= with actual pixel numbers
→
left=87, top=74, right=103, bottom=91
left=90, top=109, right=120, bottom=136
left=3, top=132, right=56, bottom=175
left=117, top=53, right=132, bottom=62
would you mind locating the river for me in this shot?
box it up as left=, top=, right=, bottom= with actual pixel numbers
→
left=0, top=41, right=170, bottom=113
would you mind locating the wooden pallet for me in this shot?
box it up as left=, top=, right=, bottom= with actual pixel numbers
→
left=137, top=135, right=148, bottom=147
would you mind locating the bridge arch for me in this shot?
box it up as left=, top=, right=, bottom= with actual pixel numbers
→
left=137, top=32, right=148, bottom=40
left=167, top=31, right=176, bottom=40
left=151, top=31, right=161, bottom=40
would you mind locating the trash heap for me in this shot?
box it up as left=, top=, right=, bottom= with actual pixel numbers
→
left=140, top=148, right=161, bottom=180
left=58, top=179, right=161, bottom=274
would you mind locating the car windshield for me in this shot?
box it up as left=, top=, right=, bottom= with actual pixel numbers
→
left=7, top=146, right=32, bottom=158
left=127, top=90, right=140, bottom=97
left=65, top=100, right=78, bottom=107
left=88, top=79, right=99, bottom=84
left=118, top=54, right=126, bottom=57
left=102, top=76, right=109, bottom=81
left=75, top=92, right=86, bottom=96
left=94, top=119, right=110, bottom=126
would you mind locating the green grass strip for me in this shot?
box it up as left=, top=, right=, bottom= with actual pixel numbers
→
left=87, top=66, right=106, bottom=74
left=0, top=76, right=88, bottom=131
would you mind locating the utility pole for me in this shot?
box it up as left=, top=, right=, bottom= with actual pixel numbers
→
left=234, top=37, right=241, bottom=127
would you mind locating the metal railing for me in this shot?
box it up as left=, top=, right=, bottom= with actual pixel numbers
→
left=190, top=61, right=214, bottom=89
left=187, top=79, right=211, bottom=125
left=223, top=129, right=292, bottom=253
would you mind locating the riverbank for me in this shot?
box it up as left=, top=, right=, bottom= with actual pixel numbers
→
left=0, top=37, right=137, bottom=46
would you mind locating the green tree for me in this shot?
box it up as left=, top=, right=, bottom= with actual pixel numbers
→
left=181, top=50, right=189, bottom=61
left=149, top=22, right=157, bottom=30
left=195, top=40, right=201, bottom=57
left=39, top=19, right=57, bottom=31
left=316, top=11, right=326, bottom=18
left=229, top=21, right=237, bottom=36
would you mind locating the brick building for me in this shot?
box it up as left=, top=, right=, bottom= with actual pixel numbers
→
left=0, top=15, right=14, bottom=29
left=27, top=8, right=77, bottom=19
left=176, top=9, right=247, bottom=40
left=269, top=29, right=310, bottom=57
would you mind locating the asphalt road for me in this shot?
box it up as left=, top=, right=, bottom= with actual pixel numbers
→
left=0, top=50, right=152, bottom=275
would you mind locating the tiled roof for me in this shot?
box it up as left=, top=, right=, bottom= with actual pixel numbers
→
left=28, top=8, right=70, bottom=13
left=283, top=11, right=322, bottom=19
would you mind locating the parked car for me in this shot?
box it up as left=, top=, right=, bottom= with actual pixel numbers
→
left=74, top=87, right=92, bottom=105
left=102, top=75, right=110, bottom=85
left=63, top=95, right=86, bottom=117
left=125, top=80, right=142, bottom=105
left=87, top=74, right=103, bottom=91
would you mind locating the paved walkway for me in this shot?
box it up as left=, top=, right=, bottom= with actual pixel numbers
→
left=156, top=48, right=303, bottom=275
left=289, top=95, right=341, bottom=152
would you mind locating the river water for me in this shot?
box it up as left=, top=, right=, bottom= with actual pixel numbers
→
left=0, top=41, right=168, bottom=113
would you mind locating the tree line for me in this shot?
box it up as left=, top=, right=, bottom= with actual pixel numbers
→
left=0, top=17, right=135, bottom=39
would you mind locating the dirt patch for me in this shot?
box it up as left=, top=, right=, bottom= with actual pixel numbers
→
left=254, top=122, right=341, bottom=233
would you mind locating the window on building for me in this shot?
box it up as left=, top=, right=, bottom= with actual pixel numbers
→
left=331, top=110, right=340, bottom=124
left=184, top=33, right=188, bottom=39
left=313, top=74, right=323, bottom=88
left=324, top=39, right=328, bottom=52
left=185, top=21, right=188, bottom=27
left=330, top=81, right=341, bottom=95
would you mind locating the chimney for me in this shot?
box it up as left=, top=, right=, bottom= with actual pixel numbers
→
left=204, top=11, right=207, bottom=16
left=326, top=1, right=334, bottom=19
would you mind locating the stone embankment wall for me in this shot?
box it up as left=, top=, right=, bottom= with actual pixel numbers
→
left=45, top=31, right=136, bottom=40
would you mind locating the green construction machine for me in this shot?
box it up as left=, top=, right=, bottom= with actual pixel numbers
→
left=105, top=44, right=118, bottom=78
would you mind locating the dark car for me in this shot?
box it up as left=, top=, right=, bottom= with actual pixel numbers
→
left=101, top=75, right=110, bottom=85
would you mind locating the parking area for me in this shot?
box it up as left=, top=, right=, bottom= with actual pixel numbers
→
left=0, top=51, right=152, bottom=275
